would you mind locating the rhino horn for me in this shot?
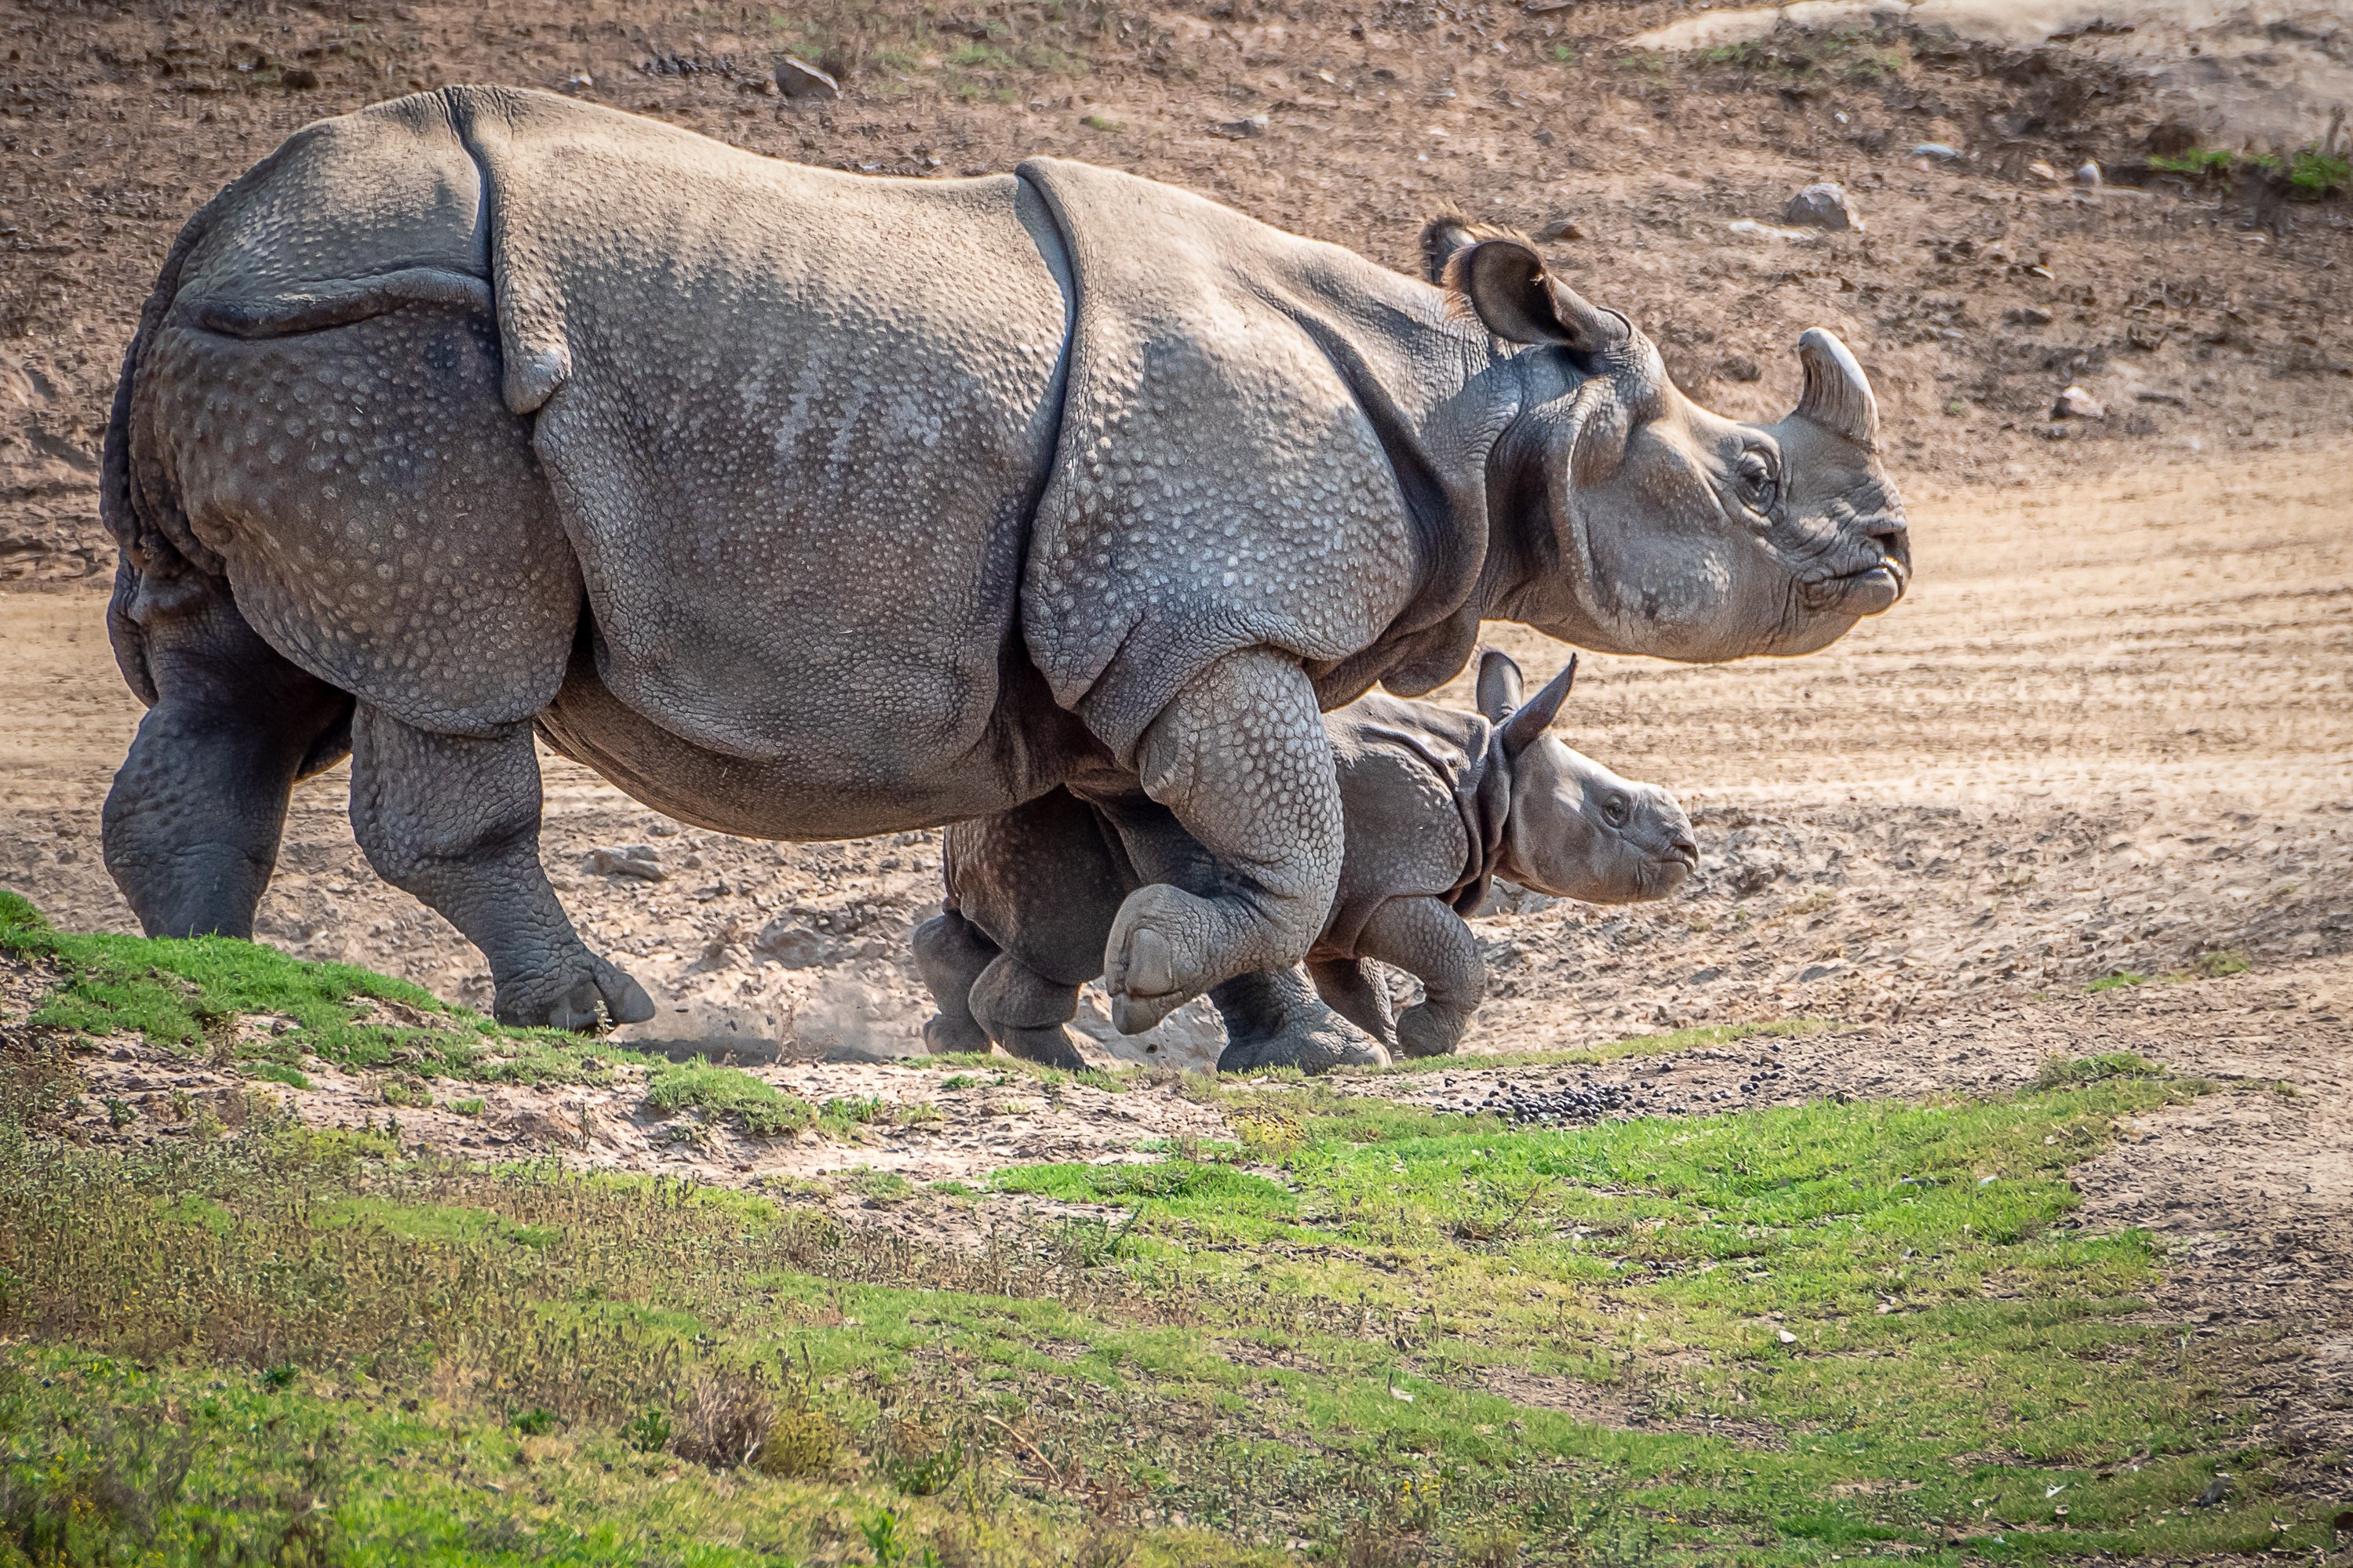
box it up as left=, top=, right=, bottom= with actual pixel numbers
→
left=1498, top=655, right=1576, bottom=756
left=1445, top=237, right=1630, bottom=358
left=1793, top=328, right=1880, bottom=447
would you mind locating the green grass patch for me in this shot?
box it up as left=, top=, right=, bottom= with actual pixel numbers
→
left=642, top=1060, right=814, bottom=1138
left=0, top=1055, right=2313, bottom=1563
left=0, top=905, right=2326, bottom=1563
left=1, top=890, right=637, bottom=1085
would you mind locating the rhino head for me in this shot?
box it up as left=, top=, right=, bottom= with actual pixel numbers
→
left=1476, top=650, right=1698, bottom=904
left=1433, top=224, right=1909, bottom=662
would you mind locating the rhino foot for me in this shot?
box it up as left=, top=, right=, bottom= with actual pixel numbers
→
left=494, top=951, right=655, bottom=1033
left=923, top=1013, right=991, bottom=1056
left=995, top=1024, right=1094, bottom=1072
left=1104, top=882, right=1221, bottom=1033
left=1392, top=1002, right=1469, bottom=1060
left=1211, top=970, right=1390, bottom=1076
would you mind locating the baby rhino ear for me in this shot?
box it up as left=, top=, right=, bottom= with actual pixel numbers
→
left=1499, top=656, right=1576, bottom=756
left=1475, top=649, right=1524, bottom=722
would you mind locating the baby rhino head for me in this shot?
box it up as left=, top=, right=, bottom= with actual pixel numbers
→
left=1477, top=650, right=1699, bottom=905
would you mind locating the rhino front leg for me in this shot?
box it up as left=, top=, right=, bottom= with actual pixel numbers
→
left=1353, top=896, right=1485, bottom=1058
left=1102, top=649, right=1344, bottom=1037
left=348, top=704, right=652, bottom=1032
left=911, top=910, right=997, bottom=1056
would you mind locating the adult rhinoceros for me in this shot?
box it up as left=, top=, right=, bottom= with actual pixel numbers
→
left=100, top=85, right=1907, bottom=1067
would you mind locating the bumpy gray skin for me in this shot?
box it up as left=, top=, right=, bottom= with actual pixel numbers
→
left=917, top=649, right=1696, bottom=1068
left=101, top=87, right=1906, bottom=1050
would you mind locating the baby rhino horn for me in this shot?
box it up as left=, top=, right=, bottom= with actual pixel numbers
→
left=1499, top=655, right=1576, bottom=756
left=1793, top=328, right=1880, bottom=448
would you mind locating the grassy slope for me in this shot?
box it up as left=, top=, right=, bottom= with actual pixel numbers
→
left=0, top=900, right=2335, bottom=1566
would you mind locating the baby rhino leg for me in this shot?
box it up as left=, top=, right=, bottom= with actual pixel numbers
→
left=967, top=953, right=1091, bottom=1072
left=1353, top=897, right=1485, bottom=1059
left=1306, top=958, right=1397, bottom=1049
left=911, top=910, right=997, bottom=1056
left=349, top=704, right=651, bottom=1031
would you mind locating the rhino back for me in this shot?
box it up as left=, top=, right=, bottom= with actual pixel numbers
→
left=460, top=90, right=1073, bottom=791
left=1014, top=158, right=1500, bottom=759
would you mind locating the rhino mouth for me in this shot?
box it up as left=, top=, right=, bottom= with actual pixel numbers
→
left=1804, top=554, right=1909, bottom=617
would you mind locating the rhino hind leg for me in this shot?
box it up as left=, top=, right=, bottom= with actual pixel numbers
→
left=348, top=703, right=650, bottom=1032
left=1211, top=968, right=1389, bottom=1075
left=966, top=952, right=1092, bottom=1071
left=1305, top=958, right=1398, bottom=1049
left=911, top=910, right=996, bottom=1056
left=102, top=565, right=353, bottom=939
left=1100, top=649, right=1346, bottom=1041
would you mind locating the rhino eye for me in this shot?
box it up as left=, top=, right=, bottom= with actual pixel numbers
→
left=1602, top=793, right=1630, bottom=826
left=1733, top=450, right=1779, bottom=514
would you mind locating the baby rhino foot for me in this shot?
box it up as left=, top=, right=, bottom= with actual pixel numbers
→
left=1393, top=1002, right=1469, bottom=1060
left=494, top=950, right=655, bottom=1032
left=1104, top=882, right=1222, bottom=1035
left=1214, top=971, right=1390, bottom=1075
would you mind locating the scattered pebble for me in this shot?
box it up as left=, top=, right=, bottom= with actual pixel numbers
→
left=1783, top=181, right=1862, bottom=231
left=587, top=845, right=666, bottom=882
left=775, top=57, right=840, bottom=100
left=1910, top=141, right=1961, bottom=161
left=1457, top=1079, right=1630, bottom=1126
left=1214, top=115, right=1269, bottom=139
left=2053, top=384, right=2107, bottom=420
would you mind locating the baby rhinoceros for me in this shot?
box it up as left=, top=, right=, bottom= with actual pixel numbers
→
left=913, top=650, right=1699, bottom=1068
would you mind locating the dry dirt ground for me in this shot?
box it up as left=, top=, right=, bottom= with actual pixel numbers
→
left=0, top=0, right=2348, bottom=1492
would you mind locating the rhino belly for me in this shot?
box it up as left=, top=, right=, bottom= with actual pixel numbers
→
left=536, top=632, right=1097, bottom=840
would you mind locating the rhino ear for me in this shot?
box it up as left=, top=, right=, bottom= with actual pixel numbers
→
left=1499, top=656, right=1575, bottom=756
left=1444, top=238, right=1630, bottom=358
left=1475, top=649, right=1524, bottom=722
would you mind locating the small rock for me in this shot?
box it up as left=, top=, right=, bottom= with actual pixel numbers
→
left=1783, top=181, right=1862, bottom=231
left=560, top=71, right=595, bottom=93
left=1532, top=127, right=1556, bottom=146
left=1910, top=141, right=1961, bottom=161
left=1213, top=115, right=1269, bottom=139
left=2074, top=161, right=2103, bottom=187
left=2027, top=159, right=2063, bottom=182
left=281, top=66, right=320, bottom=90
left=1717, top=354, right=1761, bottom=383
left=775, top=56, right=840, bottom=100
left=2053, top=384, right=2107, bottom=420
left=753, top=919, right=827, bottom=969
left=587, top=845, right=666, bottom=882
left=1538, top=217, right=1587, bottom=242
left=2005, top=306, right=2054, bottom=327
